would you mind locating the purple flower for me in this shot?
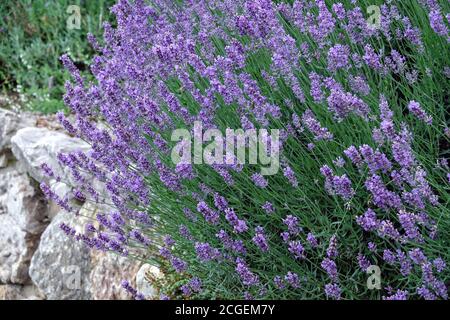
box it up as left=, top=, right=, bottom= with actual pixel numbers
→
left=283, top=215, right=301, bottom=235
left=301, top=109, right=333, bottom=141
left=213, top=193, right=228, bottom=212
left=280, top=232, right=290, bottom=242
left=396, top=250, right=412, bottom=276
left=321, top=258, right=338, bottom=281
left=273, top=276, right=285, bottom=290
left=367, top=242, right=377, bottom=252
left=356, top=209, right=380, bottom=231
left=324, top=283, right=341, bottom=300
left=195, top=242, right=221, bottom=262
left=288, top=240, right=305, bottom=260
left=235, top=258, right=259, bottom=287
left=327, top=89, right=370, bottom=121
left=357, top=254, right=371, bottom=271
left=121, top=280, right=145, bottom=300
left=262, top=201, right=274, bottom=214
left=382, top=249, right=396, bottom=265
left=433, top=257, right=446, bottom=273
left=365, top=175, right=402, bottom=210
left=252, top=226, right=269, bottom=252
left=407, top=101, right=432, bottom=125
left=283, top=166, right=299, bottom=187
left=306, top=232, right=318, bottom=248
left=429, top=10, right=449, bottom=37
left=408, top=248, right=428, bottom=265
left=326, top=235, right=338, bottom=259
left=383, top=290, right=409, bottom=300
left=40, top=163, right=55, bottom=178
left=171, top=256, right=188, bottom=273
left=327, top=44, right=350, bottom=72
left=197, top=201, right=220, bottom=225
left=320, top=165, right=355, bottom=200
left=225, top=208, right=248, bottom=234
left=188, top=277, right=202, bottom=293
left=284, top=272, right=300, bottom=289
left=344, top=145, right=363, bottom=167
left=251, top=173, right=268, bottom=188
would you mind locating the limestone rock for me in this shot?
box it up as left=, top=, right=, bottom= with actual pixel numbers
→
left=89, top=251, right=141, bottom=300
left=0, top=108, right=35, bottom=152
left=29, top=211, right=92, bottom=300
left=0, top=285, right=25, bottom=300
left=0, top=284, right=44, bottom=300
left=11, top=127, right=90, bottom=183
left=5, top=172, right=49, bottom=235
left=0, top=214, right=40, bottom=284
left=135, top=264, right=164, bottom=299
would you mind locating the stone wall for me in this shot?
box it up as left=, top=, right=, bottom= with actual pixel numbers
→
left=0, top=108, right=156, bottom=300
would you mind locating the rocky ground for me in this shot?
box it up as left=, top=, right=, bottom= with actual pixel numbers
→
left=0, top=108, right=158, bottom=300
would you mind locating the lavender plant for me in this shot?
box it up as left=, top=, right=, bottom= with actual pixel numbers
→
left=43, top=0, right=449, bottom=300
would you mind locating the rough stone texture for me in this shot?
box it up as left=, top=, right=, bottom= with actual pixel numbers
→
left=5, top=172, right=49, bottom=235
left=0, top=108, right=36, bottom=151
left=11, top=127, right=90, bottom=183
left=29, top=211, right=92, bottom=300
left=89, top=251, right=141, bottom=300
left=0, top=109, right=20, bottom=151
left=0, top=214, right=40, bottom=284
left=135, top=264, right=163, bottom=299
left=0, top=284, right=44, bottom=300
left=0, top=153, right=7, bottom=168
left=0, top=285, right=25, bottom=300
left=0, top=162, right=48, bottom=284
left=0, top=110, right=145, bottom=300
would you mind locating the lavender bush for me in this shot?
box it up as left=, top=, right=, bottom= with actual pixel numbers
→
left=43, top=0, right=449, bottom=300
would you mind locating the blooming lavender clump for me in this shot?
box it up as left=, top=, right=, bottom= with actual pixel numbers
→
left=47, top=0, right=449, bottom=300
left=365, top=175, right=402, bottom=210
left=273, top=276, right=285, bottom=290
left=213, top=193, right=228, bottom=212
left=186, top=277, right=202, bottom=294
left=344, top=145, right=363, bottom=167
left=383, top=249, right=396, bottom=265
left=367, top=242, right=377, bottom=252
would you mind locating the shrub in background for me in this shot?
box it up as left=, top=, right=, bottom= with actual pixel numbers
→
left=0, top=0, right=114, bottom=113
left=43, top=0, right=449, bottom=299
